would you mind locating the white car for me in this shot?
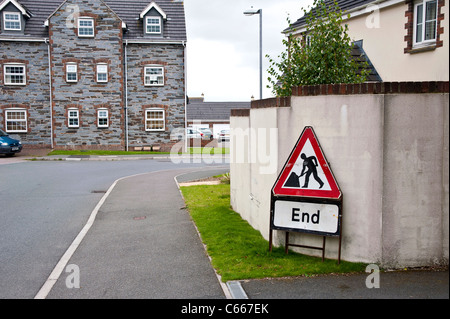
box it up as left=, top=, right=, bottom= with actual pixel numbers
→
left=186, top=128, right=203, bottom=139
left=170, top=128, right=204, bottom=140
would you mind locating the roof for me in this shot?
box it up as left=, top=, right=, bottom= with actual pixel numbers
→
left=286, top=0, right=376, bottom=33
left=352, top=40, right=382, bottom=82
left=0, top=0, right=31, bottom=17
left=187, top=100, right=251, bottom=121
left=0, top=0, right=186, bottom=41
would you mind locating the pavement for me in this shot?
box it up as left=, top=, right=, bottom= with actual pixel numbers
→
left=3, top=150, right=448, bottom=301
left=43, top=167, right=230, bottom=299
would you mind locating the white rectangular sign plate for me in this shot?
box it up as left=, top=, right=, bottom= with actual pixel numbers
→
left=273, top=200, right=340, bottom=235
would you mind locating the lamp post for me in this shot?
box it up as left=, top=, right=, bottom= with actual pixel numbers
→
left=244, top=7, right=262, bottom=100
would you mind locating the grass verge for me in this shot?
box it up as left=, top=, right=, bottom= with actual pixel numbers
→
left=47, top=147, right=229, bottom=156
left=48, top=150, right=170, bottom=156
left=189, top=147, right=229, bottom=155
left=180, top=183, right=367, bottom=282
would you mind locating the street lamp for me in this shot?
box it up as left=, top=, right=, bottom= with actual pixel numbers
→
left=244, top=7, right=262, bottom=100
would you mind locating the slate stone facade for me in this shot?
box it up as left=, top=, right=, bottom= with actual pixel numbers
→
left=0, top=41, right=52, bottom=146
left=0, top=0, right=186, bottom=150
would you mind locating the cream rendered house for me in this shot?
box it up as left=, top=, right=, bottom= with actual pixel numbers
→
left=287, top=0, right=449, bottom=82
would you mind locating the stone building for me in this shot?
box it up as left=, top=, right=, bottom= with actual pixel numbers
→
left=0, top=0, right=187, bottom=151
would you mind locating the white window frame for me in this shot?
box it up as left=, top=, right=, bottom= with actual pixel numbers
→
left=413, top=0, right=438, bottom=47
left=96, top=64, right=108, bottom=83
left=3, top=12, right=21, bottom=31
left=145, top=16, right=162, bottom=34
left=145, top=108, right=165, bottom=132
left=144, top=66, right=164, bottom=86
left=68, top=109, right=80, bottom=128
left=5, top=109, right=27, bottom=133
left=66, top=63, right=78, bottom=83
left=78, top=17, right=94, bottom=37
left=3, top=63, right=26, bottom=85
left=305, top=34, right=312, bottom=47
left=97, top=109, right=109, bottom=128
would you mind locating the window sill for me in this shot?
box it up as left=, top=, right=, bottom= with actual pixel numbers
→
left=4, top=83, right=26, bottom=86
left=408, top=43, right=436, bottom=54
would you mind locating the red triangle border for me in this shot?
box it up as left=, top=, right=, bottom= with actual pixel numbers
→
left=272, top=127, right=342, bottom=199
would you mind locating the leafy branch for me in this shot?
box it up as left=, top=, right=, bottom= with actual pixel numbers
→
left=267, top=0, right=370, bottom=97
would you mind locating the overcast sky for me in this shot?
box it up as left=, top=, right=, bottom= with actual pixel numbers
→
left=184, top=0, right=315, bottom=102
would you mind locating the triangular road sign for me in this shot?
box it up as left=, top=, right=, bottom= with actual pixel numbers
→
left=272, top=127, right=341, bottom=199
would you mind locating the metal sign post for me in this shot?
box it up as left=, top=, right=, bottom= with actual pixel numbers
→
left=269, top=195, right=343, bottom=263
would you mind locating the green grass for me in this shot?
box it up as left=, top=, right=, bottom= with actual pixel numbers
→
left=48, top=150, right=170, bottom=156
left=47, top=147, right=229, bottom=156
left=180, top=183, right=367, bottom=282
left=189, top=147, right=229, bottom=155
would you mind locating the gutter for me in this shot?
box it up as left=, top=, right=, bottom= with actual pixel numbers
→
left=183, top=40, right=188, bottom=153
left=125, top=40, right=129, bottom=152
left=286, top=0, right=405, bottom=36
left=45, top=38, right=54, bottom=149
left=0, top=37, right=46, bottom=42
left=124, top=39, right=186, bottom=45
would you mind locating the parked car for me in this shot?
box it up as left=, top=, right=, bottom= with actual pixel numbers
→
left=170, top=127, right=203, bottom=140
left=198, top=127, right=213, bottom=140
left=219, top=129, right=230, bottom=142
left=0, top=129, right=23, bottom=157
left=186, top=128, right=203, bottom=139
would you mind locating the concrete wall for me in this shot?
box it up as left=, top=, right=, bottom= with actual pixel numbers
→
left=230, top=83, right=449, bottom=268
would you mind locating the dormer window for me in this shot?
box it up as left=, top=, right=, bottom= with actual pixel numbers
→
left=3, top=12, right=21, bottom=30
left=140, top=1, right=166, bottom=36
left=145, top=16, right=161, bottom=34
left=0, top=0, right=31, bottom=33
left=78, top=17, right=94, bottom=37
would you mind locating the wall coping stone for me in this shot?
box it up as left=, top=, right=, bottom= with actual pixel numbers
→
left=238, top=82, right=449, bottom=112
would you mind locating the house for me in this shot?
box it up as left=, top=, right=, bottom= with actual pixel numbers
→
left=285, top=0, right=449, bottom=82
left=0, top=0, right=187, bottom=151
left=187, top=95, right=250, bottom=138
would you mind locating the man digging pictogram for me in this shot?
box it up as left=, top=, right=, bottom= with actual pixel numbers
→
left=299, top=153, right=324, bottom=189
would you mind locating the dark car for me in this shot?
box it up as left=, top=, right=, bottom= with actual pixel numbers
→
left=0, top=129, right=23, bottom=157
